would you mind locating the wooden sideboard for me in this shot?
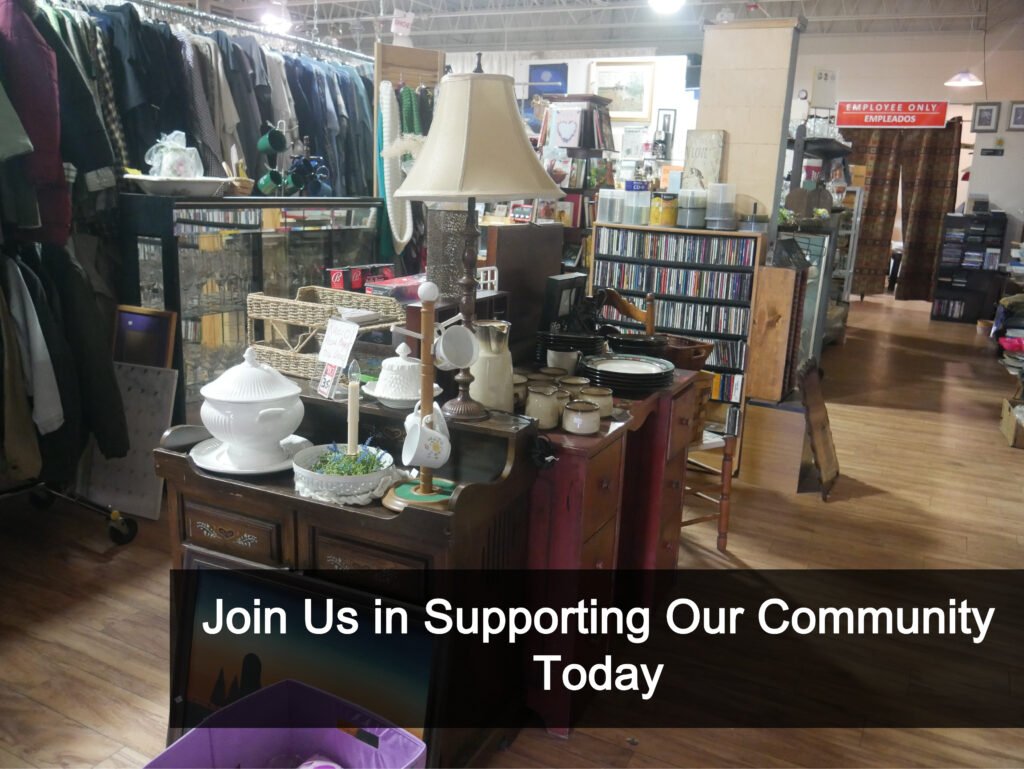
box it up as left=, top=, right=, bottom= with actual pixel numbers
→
left=154, top=396, right=538, bottom=768
left=526, top=419, right=628, bottom=735
left=618, top=371, right=699, bottom=571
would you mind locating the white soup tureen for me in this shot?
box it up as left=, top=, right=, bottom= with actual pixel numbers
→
left=199, top=347, right=304, bottom=467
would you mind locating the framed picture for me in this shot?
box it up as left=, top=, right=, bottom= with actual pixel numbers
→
left=973, top=102, right=1000, bottom=133
left=590, top=60, right=655, bottom=121
left=656, top=107, right=677, bottom=157
left=527, top=63, right=568, bottom=99
left=1007, top=101, right=1024, bottom=131
left=113, top=305, right=177, bottom=369
left=620, top=125, right=648, bottom=160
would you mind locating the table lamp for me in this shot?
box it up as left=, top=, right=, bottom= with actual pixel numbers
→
left=395, top=72, right=563, bottom=421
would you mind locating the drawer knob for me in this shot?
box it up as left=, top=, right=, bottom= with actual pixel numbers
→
left=678, top=417, right=690, bottom=426
left=669, top=479, right=681, bottom=490
left=599, top=478, right=611, bottom=490
left=595, top=559, right=605, bottom=569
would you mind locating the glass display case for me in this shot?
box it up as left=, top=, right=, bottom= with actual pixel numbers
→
left=778, top=222, right=837, bottom=369
left=119, top=195, right=384, bottom=422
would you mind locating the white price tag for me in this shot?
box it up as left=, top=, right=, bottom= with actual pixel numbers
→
left=318, top=318, right=359, bottom=367
left=316, top=363, right=340, bottom=398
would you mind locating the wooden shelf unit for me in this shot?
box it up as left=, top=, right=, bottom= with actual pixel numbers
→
left=932, top=211, right=1008, bottom=323
left=592, top=223, right=766, bottom=442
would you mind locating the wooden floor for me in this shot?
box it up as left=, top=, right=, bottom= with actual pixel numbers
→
left=0, top=295, right=1022, bottom=767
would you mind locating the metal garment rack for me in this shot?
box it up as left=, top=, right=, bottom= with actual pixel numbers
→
left=76, top=0, right=373, bottom=63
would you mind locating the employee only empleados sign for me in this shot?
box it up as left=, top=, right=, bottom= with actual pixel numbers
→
left=837, top=101, right=948, bottom=128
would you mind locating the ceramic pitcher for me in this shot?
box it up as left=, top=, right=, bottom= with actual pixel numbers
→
left=469, top=320, right=514, bottom=412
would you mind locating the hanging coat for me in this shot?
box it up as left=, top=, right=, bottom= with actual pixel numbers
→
left=0, top=0, right=70, bottom=245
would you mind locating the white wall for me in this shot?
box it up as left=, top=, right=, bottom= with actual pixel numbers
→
left=791, top=25, right=1024, bottom=249
left=446, top=51, right=698, bottom=163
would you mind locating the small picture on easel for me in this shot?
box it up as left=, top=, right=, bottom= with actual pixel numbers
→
left=798, top=358, right=839, bottom=500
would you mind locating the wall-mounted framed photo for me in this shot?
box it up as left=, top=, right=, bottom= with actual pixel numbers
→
left=1007, top=101, right=1024, bottom=131
left=113, top=305, right=177, bottom=369
left=590, top=60, right=655, bottom=121
left=972, top=102, right=1001, bottom=133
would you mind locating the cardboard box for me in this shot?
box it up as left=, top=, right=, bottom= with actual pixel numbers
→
left=1000, top=398, right=1024, bottom=448
left=365, top=273, right=425, bottom=303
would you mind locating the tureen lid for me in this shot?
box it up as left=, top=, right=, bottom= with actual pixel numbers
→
left=200, top=347, right=301, bottom=402
left=384, top=342, right=418, bottom=370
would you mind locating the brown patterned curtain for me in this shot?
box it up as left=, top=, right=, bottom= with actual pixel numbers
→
left=845, top=129, right=900, bottom=297
left=896, top=118, right=962, bottom=300
left=845, top=119, right=962, bottom=299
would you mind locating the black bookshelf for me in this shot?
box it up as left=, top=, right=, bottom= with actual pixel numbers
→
left=931, top=211, right=1007, bottom=323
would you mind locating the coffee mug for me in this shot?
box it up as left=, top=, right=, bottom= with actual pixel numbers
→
left=402, top=401, right=451, bottom=467
left=283, top=170, right=308, bottom=196
left=546, top=349, right=581, bottom=373
left=256, top=169, right=283, bottom=195
left=435, top=325, right=479, bottom=371
left=257, top=126, right=288, bottom=155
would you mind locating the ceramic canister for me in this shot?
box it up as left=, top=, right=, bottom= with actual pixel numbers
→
left=562, top=400, right=600, bottom=435
left=555, top=375, right=590, bottom=397
left=553, top=388, right=571, bottom=415
left=512, top=374, right=529, bottom=410
left=526, top=385, right=560, bottom=430
left=579, top=385, right=614, bottom=418
left=539, top=366, right=568, bottom=379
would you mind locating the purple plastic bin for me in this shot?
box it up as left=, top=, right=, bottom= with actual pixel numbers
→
left=146, top=680, right=426, bottom=769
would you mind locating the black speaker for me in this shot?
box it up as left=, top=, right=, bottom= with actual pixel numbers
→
left=685, top=54, right=702, bottom=90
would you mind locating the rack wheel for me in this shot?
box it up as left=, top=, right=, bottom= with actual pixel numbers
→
left=108, top=513, right=138, bottom=545
left=29, top=487, right=56, bottom=509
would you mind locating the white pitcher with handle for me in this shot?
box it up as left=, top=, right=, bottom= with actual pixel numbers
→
left=469, top=320, right=514, bottom=412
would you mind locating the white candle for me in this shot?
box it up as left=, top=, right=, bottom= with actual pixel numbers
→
left=347, top=359, right=360, bottom=455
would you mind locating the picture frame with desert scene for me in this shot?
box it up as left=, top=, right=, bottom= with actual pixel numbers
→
left=1007, top=101, right=1024, bottom=131
left=591, top=60, right=655, bottom=121
left=972, top=102, right=1000, bottom=133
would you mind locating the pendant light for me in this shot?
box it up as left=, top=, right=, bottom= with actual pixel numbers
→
left=648, top=0, right=685, bottom=15
left=944, top=70, right=983, bottom=88
left=945, top=25, right=984, bottom=88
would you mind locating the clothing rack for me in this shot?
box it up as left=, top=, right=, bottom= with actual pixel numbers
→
left=63, top=0, right=373, bottom=63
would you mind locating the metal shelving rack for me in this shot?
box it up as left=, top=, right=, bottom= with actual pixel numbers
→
left=832, top=186, right=864, bottom=303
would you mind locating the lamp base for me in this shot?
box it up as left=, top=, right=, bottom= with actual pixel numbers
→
left=442, top=392, right=489, bottom=422
left=442, top=367, right=489, bottom=421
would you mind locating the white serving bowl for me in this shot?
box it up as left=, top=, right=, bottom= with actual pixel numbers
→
left=292, top=445, right=395, bottom=497
left=199, top=348, right=304, bottom=468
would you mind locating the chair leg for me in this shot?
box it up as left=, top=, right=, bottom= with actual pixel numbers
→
left=717, top=437, right=735, bottom=552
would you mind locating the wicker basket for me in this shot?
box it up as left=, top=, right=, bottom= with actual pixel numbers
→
left=664, top=335, right=714, bottom=371
left=247, top=286, right=404, bottom=379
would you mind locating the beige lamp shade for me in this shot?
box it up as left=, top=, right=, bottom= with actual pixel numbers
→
left=395, top=73, right=564, bottom=202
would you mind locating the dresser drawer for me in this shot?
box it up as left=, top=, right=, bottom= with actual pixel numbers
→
left=581, top=439, right=624, bottom=541
left=311, top=531, right=427, bottom=600
left=669, top=388, right=697, bottom=459
left=182, top=500, right=286, bottom=565
left=580, top=517, right=616, bottom=570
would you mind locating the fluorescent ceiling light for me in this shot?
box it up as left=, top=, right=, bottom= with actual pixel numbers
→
left=944, top=70, right=984, bottom=87
left=261, top=11, right=293, bottom=33
left=648, top=0, right=685, bottom=15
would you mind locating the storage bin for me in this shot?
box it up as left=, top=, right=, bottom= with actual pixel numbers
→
left=146, top=680, right=427, bottom=769
left=707, top=183, right=737, bottom=229
left=650, top=193, right=678, bottom=227
left=676, top=189, right=707, bottom=229
left=624, top=181, right=651, bottom=226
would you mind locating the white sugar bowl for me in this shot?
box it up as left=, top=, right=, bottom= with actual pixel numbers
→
left=375, top=343, right=421, bottom=401
left=199, top=347, right=304, bottom=467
